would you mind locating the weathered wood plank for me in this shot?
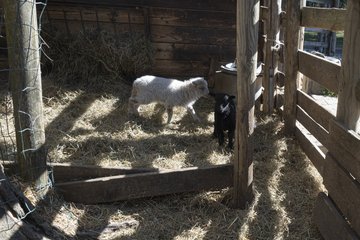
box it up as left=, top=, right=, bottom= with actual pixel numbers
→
left=313, top=192, right=360, bottom=240
left=149, top=8, right=236, bottom=28
left=298, top=50, right=340, bottom=93
left=46, top=7, right=144, bottom=23
left=151, top=60, right=210, bottom=78
left=150, top=25, right=235, bottom=45
left=336, top=0, right=360, bottom=134
left=324, top=154, right=360, bottom=236
left=50, top=163, right=158, bottom=183
left=153, top=43, right=235, bottom=61
left=284, top=0, right=305, bottom=135
left=329, top=120, right=360, bottom=180
left=56, top=164, right=233, bottom=204
left=301, top=7, right=345, bottom=31
left=233, top=0, right=257, bottom=209
left=296, top=106, right=329, bottom=149
left=295, top=124, right=325, bottom=174
left=297, top=90, right=335, bottom=131
left=45, top=0, right=237, bottom=12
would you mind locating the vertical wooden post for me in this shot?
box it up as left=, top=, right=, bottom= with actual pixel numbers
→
left=284, top=0, right=305, bottom=136
left=336, top=0, right=360, bottom=134
left=233, top=0, right=258, bottom=209
left=263, top=0, right=282, bottom=113
left=4, top=0, right=48, bottom=195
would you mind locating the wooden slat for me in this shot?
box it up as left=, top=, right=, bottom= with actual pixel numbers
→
left=150, top=25, right=235, bottom=45
left=296, top=106, right=329, bottom=149
left=151, top=60, right=209, bottom=78
left=45, top=0, right=237, bottom=13
left=46, top=7, right=144, bottom=23
left=329, top=120, right=360, bottom=180
left=153, top=42, right=235, bottom=61
left=323, top=154, right=360, bottom=236
left=50, top=163, right=158, bottom=182
left=298, top=50, right=340, bottom=93
left=295, top=124, right=325, bottom=174
left=297, top=90, right=335, bottom=131
left=313, top=192, right=360, bottom=240
left=149, top=8, right=236, bottom=28
left=55, top=164, right=233, bottom=204
left=301, top=7, right=345, bottom=31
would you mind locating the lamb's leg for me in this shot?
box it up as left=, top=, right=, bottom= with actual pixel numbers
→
left=166, top=107, right=173, bottom=124
left=128, top=98, right=140, bottom=115
left=187, top=105, right=200, bottom=122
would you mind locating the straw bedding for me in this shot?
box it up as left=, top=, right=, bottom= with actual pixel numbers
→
left=0, top=76, right=326, bottom=239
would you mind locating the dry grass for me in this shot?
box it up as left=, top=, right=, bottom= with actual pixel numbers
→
left=0, top=77, right=326, bottom=239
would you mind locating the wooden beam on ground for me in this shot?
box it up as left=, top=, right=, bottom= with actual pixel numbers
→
left=284, top=0, right=305, bottom=135
left=56, top=164, right=233, bottom=204
left=233, top=0, right=258, bottom=209
left=336, top=0, right=360, bottom=134
left=50, top=163, right=159, bottom=182
left=313, top=192, right=360, bottom=240
left=301, top=7, right=345, bottom=31
left=295, top=124, right=325, bottom=175
left=297, top=90, right=335, bottom=131
left=298, top=50, right=340, bottom=94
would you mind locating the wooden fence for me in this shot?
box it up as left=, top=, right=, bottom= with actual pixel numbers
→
left=284, top=1, right=360, bottom=239
left=0, top=0, right=239, bottom=79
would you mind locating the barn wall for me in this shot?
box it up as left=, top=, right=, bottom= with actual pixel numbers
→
left=38, top=0, right=237, bottom=78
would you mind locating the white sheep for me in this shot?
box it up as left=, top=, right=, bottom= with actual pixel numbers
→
left=128, top=75, right=209, bottom=123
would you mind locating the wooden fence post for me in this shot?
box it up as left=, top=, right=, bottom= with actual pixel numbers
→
left=284, top=0, right=305, bottom=136
left=233, top=0, right=258, bottom=209
left=4, top=0, right=49, bottom=195
left=336, top=0, right=360, bottom=134
left=263, top=0, right=282, bottom=113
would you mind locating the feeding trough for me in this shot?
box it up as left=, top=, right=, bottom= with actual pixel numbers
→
left=209, top=60, right=263, bottom=101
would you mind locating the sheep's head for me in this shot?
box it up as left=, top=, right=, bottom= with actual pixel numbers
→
left=190, top=77, right=209, bottom=96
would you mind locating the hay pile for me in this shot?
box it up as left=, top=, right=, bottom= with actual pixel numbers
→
left=41, top=29, right=154, bottom=86
left=8, top=77, right=322, bottom=240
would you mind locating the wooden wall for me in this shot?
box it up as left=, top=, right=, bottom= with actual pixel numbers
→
left=39, top=0, right=237, bottom=78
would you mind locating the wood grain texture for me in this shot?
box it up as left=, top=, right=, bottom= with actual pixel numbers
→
left=56, top=164, right=233, bottom=204
left=301, top=7, right=345, bottom=31
left=336, top=0, right=360, bottom=134
left=323, top=154, right=360, bottom=236
left=298, top=50, right=340, bottom=93
left=295, top=124, right=325, bottom=174
left=296, top=106, right=329, bottom=149
left=297, top=90, right=335, bottom=131
left=329, top=120, right=360, bottom=181
left=233, top=0, right=258, bottom=209
left=313, top=192, right=360, bottom=240
left=284, top=0, right=305, bottom=135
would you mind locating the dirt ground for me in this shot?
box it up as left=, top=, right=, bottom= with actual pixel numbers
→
left=0, top=78, right=326, bottom=239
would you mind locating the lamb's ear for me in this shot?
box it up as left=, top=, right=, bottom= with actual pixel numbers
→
left=229, top=95, right=236, bottom=100
left=191, top=77, right=205, bottom=87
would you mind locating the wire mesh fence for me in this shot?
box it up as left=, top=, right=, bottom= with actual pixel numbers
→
left=0, top=0, right=55, bottom=234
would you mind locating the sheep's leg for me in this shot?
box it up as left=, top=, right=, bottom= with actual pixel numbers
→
left=166, top=107, right=173, bottom=124
left=128, top=98, right=140, bottom=115
left=187, top=105, right=200, bottom=122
